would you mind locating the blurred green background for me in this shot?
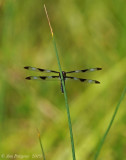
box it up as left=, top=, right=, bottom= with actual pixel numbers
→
left=0, top=0, right=126, bottom=160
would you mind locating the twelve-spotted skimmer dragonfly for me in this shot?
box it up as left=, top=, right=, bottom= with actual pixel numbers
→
left=24, top=66, right=102, bottom=93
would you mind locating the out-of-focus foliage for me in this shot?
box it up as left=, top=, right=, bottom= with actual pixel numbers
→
left=0, top=0, right=126, bottom=160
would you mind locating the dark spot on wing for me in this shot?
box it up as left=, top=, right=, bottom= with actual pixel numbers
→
left=97, top=68, right=102, bottom=70
left=95, top=80, right=100, bottom=84
left=82, top=69, right=88, bottom=72
left=79, top=79, right=86, bottom=82
left=38, top=68, right=45, bottom=72
left=40, top=76, right=46, bottom=80
left=25, top=77, right=31, bottom=80
left=24, top=66, right=29, bottom=69
left=52, top=76, right=58, bottom=78
left=52, top=70, right=59, bottom=73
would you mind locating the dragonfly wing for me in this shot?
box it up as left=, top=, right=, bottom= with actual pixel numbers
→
left=65, top=76, right=100, bottom=84
left=24, top=66, right=59, bottom=73
left=25, top=76, right=60, bottom=81
left=66, top=68, right=102, bottom=73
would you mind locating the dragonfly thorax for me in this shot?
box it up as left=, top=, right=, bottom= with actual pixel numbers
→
left=59, top=71, right=66, bottom=93
left=59, top=71, right=66, bottom=79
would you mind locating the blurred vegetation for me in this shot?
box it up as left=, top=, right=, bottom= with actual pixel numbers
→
left=0, top=0, right=126, bottom=160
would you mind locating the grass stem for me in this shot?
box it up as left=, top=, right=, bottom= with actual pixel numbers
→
left=52, top=35, right=76, bottom=160
left=94, top=86, right=126, bottom=160
left=37, top=129, right=46, bottom=160
left=44, top=4, right=76, bottom=160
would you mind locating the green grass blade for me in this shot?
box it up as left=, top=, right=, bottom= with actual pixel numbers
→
left=52, top=36, right=76, bottom=160
left=44, top=4, right=76, bottom=160
left=94, top=86, right=126, bottom=160
left=37, top=129, right=46, bottom=160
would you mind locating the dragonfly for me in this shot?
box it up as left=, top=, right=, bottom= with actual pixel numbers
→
left=24, top=66, right=102, bottom=93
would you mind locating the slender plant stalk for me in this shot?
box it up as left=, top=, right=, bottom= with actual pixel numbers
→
left=37, top=129, right=46, bottom=160
left=52, top=35, right=76, bottom=160
left=94, top=86, right=126, bottom=160
left=44, top=4, right=76, bottom=160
